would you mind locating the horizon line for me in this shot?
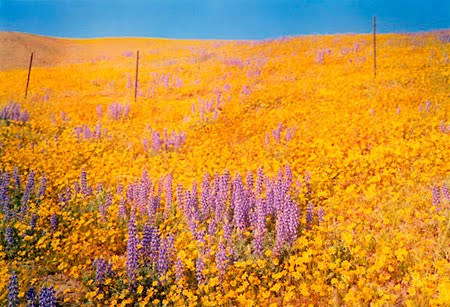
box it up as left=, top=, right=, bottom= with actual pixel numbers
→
left=2, top=28, right=450, bottom=42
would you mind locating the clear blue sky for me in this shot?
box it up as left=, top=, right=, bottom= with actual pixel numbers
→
left=0, top=0, right=449, bottom=39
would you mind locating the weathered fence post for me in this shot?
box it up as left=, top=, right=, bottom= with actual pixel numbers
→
left=372, top=16, right=377, bottom=79
left=25, top=52, right=34, bottom=99
left=135, top=50, right=139, bottom=102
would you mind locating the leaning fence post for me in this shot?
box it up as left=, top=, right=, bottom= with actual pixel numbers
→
left=25, top=52, right=34, bottom=100
left=135, top=50, right=139, bottom=102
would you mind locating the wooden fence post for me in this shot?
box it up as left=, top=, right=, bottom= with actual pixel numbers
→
left=25, top=52, right=34, bottom=99
left=135, top=50, right=139, bottom=102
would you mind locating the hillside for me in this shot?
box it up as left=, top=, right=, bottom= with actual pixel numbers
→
left=0, top=30, right=449, bottom=306
left=0, top=31, right=209, bottom=70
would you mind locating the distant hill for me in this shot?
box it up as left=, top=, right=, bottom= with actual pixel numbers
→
left=0, top=32, right=196, bottom=70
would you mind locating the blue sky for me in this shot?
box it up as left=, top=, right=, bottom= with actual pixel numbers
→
left=0, top=0, right=449, bottom=39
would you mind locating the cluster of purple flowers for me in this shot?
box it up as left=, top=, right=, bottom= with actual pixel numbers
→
left=8, top=274, right=55, bottom=307
left=8, top=273, right=19, bottom=307
left=93, top=258, right=114, bottom=291
left=15, top=163, right=325, bottom=295
left=143, top=129, right=186, bottom=153
left=126, top=209, right=139, bottom=288
left=191, top=91, right=229, bottom=122
left=1, top=171, right=12, bottom=221
left=74, top=123, right=106, bottom=140
left=0, top=101, right=30, bottom=122
left=265, top=123, right=296, bottom=145
left=178, top=165, right=319, bottom=263
left=122, top=51, right=134, bottom=57
left=432, top=184, right=450, bottom=212
left=38, top=287, right=56, bottom=307
left=440, top=121, right=450, bottom=133
left=108, top=102, right=130, bottom=121
left=20, top=171, right=35, bottom=219
left=1, top=168, right=47, bottom=224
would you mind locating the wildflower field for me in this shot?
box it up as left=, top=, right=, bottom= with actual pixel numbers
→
left=0, top=30, right=449, bottom=306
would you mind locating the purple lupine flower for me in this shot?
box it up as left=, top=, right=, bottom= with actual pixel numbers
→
left=21, top=170, right=35, bottom=219
left=165, top=174, right=173, bottom=218
left=157, top=237, right=169, bottom=277
left=166, top=234, right=175, bottom=261
left=142, top=223, right=154, bottom=261
left=5, top=226, right=14, bottom=246
left=99, top=202, right=106, bottom=222
left=253, top=198, right=266, bottom=256
left=305, top=171, right=312, bottom=197
left=38, top=174, right=47, bottom=198
left=117, top=182, right=124, bottom=195
left=285, top=164, right=293, bottom=187
left=30, top=213, right=38, bottom=231
left=216, top=240, right=228, bottom=279
left=265, top=178, right=274, bottom=216
left=256, top=168, right=264, bottom=197
left=201, top=173, right=211, bottom=219
left=83, top=125, right=93, bottom=139
left=8, top=273, right=19, bottom=307
left=65, top=186, right=72, bottom=203
left=432, top=185, right=441, bottom=210
left=318, top=206, right=325, bottom=224
left=94, top=122, right=102, bottom=139
left=118, top=198, right=127, bottom=220
left=61, top=111, right=67, bottom=121
left=150, top=227, right=160, bottom=262
left=175, top=258, right=184, bottom=283
left=232, top=174, right=246, bottom=231
left=206, top=218, right=216, bottom=240
left=13, top=167, right=20, bottom=192
left=126, top=209, right=138, bottom=289
left=26, top=287, right=37, bottom=307
left=441, top=184, right=449, bottom=204
left=425, top=100, right=431, bottom=113
left=285, top=199, right=300, bottom=243
left=80, top=170, right=88, bottom=196
left=196, top=256, right=206, bottom=285
left=1, top=173, right=11, bottom=221
left=38, top=287, right=56, bottom=307
left=246, top=171, right=254, bottom=191
left=93, top=258, right=113, bottom=291
left=272, top=123, right=282, bottom=143
left=306, top=202, right=314, bottom=228
left=274, top=211, right=286, bottom=254
left=126, top=183, right=134, bottom=204
left=286, top=128, right=292, bottom=142
left=50, top=213, right=58, bottom=230
left=0, top=101, right=30, bottom=122
left=223, top=217, right=234, bottom=254
left=241, top=85, right=250, bottom=95
left=273, top=170, right=285, bottom=213
left=151, top=130, right=162, bottom=152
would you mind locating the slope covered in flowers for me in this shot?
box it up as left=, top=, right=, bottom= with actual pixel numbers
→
left=0, top=31, right=449, bottom=306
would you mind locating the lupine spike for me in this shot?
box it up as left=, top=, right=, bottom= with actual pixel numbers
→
left=38, top=287, right=56, bottom=307
left=8, top=273, right=19, bottom=307
left=126, top=208, right=138, bottom=289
